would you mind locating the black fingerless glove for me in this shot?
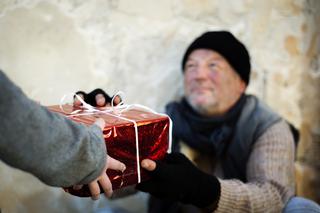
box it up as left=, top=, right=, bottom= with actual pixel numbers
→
left=75, top=88, right=120, bottom=107
left=86, top=88, right=112, bottom=106
left=136, top=153, right=220, bottom=208
left=74, top=91, right=87, bottom=103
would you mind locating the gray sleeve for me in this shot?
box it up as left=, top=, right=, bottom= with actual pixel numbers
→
left=0, top=70, right=107, bottom=187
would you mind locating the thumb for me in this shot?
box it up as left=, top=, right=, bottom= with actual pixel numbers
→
left=141, top=159, right=156, bottom=171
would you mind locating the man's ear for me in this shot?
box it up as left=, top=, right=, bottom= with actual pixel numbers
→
left=239, top=79, right=247, bottom=93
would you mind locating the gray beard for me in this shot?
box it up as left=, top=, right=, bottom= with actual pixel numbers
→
left=186, top=96, right=218, bottom=116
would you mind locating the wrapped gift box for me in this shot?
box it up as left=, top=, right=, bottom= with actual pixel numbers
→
left=47, top=104, right=170, bottom=197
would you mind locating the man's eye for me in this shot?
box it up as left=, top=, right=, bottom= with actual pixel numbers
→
left=209, top=63, right=217, bottom=68
left=186, top=64, right=196, bottom=68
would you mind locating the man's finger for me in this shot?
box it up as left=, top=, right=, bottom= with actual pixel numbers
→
left=73, top=91, right=87, bottom=107
left=112, top=95, right=122, bottom=106
left=141, top=159, right=156, bottom=171
left=142, top=159, right=168, bottom=179
left=73, top=95, right=84, bottom=107
left=99, top=174, right=113, bottom=198
left=95, top=94, right=106, bottom=107
left=88, top=181, right=100, bottom=200
left=107, top=156, right=126, bottom=172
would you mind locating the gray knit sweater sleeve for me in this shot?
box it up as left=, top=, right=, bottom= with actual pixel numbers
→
left=0, top=70, right=107, bottom=187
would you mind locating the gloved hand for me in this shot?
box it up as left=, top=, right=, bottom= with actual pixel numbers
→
left=73, top=88, right=121, bottom=107
left=136, top=153, right=221, bottom=208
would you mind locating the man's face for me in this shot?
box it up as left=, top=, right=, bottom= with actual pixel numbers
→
left=184, top=49, right=246, bottom=116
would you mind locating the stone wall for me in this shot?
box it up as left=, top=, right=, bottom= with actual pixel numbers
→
left=0, top=0, right=319, bottom=212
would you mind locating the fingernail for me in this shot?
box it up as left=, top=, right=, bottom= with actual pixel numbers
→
left=91, top=194, right=100, bottom=200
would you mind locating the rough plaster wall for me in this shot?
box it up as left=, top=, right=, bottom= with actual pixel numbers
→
left=295, top=0, right=320, bottom=201
left=0, top=0, right=319, bottom=212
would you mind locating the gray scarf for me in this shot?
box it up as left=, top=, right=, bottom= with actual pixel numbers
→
left=166, top=95, right=281, bottom=181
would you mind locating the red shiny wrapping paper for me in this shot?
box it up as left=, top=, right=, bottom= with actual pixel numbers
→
left=47, top=104, right=170, bottom=197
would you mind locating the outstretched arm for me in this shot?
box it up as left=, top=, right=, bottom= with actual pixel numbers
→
left=0, top=70, right=124, bottom=190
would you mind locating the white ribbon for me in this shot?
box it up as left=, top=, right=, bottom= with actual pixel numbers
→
left=60, top=92, right=172, bottom=183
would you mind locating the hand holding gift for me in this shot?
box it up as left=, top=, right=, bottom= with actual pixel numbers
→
left=136, top=153, right=220, bottom=209
left=73, top=89, right=126, bottom=200
left=74, top=155, right=126, bottom=200
left=73, top=118, right=126, bottom=200
left=73, top=89, right=121, bottom=108
left=72, top=89, right=124, bottom=199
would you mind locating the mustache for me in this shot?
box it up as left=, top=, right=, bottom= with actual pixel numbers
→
left=189, top=86, right=215, bottom=92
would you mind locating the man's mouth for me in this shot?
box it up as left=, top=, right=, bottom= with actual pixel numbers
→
left=191, top=87, right=211, bottom=93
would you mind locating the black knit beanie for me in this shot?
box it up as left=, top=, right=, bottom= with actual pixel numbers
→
left=182, top=31, right=251, bottom=85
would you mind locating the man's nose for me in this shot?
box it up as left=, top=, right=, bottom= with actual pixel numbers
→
left=193, top=65, right=209, bottom=79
